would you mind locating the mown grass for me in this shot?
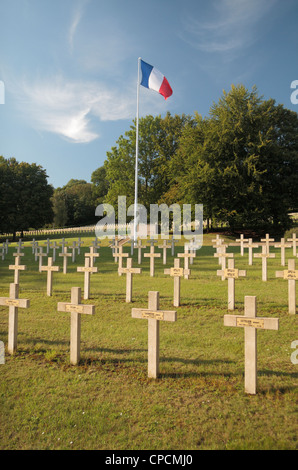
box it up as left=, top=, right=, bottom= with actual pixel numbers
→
left=0, top=233, right=297, bottom=450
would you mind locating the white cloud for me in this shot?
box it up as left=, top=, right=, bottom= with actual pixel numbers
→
left=182, top=0, right=277, bottom=56
left=15, top=75, right=137, bottom=143
left=68, top=0, right=89, bottom=52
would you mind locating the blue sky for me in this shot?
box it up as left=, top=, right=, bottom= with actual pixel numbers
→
left=1, top=0, right=297, bottom=188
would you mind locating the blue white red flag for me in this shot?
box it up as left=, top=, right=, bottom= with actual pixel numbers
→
left=140, top=60, right=173, bottom=100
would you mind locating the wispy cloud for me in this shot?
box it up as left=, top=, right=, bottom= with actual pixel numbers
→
left=182, top=0, right=277, bottom=56
left=68, top=0, right=89, bottom=52
left=14, top=75, right=137, bottom=143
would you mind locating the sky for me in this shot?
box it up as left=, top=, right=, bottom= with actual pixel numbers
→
left=0, top=0, right=298, bottom=189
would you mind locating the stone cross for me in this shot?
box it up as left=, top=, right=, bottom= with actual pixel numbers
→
left=0, top=245, right=5, bottom=261
left=85, top=246, right=100, bottom=270
left=110, top=238, right=119, bottom=262
left=45, top=238, right=51, bottom=254
left=51, top=241, right=59, bottom=262
left=59, top=246, right=72, bottom=274
left=274, top=238, right=291, bottom=266
left=164, top=258, right=190, bottom=307
left=59, top=238, right=68, bottom=252
left=9, top=254, right=26, bottom=283
left=212, top=238, right=228, bottom=265
left=287, top=233, right=297, bottom=257
left=77, top=257, right=98, bottom=300
left=276, top=259, right=297, bottom=314
left=136, top=240, right=146, bottom=264
left=260, top=233, right=275, bottom=253
left=131, top=291, right=177, bottom=378
left=217, top=258, right=246, bottom=310
left=4, top=239, right=10, bottom=254
left=224, top=296, right=279, bottom=394
left=77, top=238, right=84, bottom=255
left=118, top=258, right=142, bottom=302
left=158, top=240, right=171, bottom=265
left=40, top=257, right=60, bottom=296
left=214, top=247, right=234, bottom=280
left=254, top=245, right=275, bottom=281
left=244, top=238, right=259, bottom=266
left=0, top=283, right=30, bottom=354
left=70, top=241, right=77, bottom=262
left=171, top=237, right=178, bottom=256
left=113, top=245, right=128, bottom=276
left=30, top=239, right=37, bottom=254
left=144, top=245, right=161, bottom=277
left=57, top=287, right=95, bottom=365
left=37, top=247, right=47, bottom=272
left=235, top=234, right=249, bottom=256
left=177, top=245, right=195, bottom=279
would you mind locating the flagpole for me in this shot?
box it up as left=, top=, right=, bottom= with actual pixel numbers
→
left=134, top=57, right=141, bottom=244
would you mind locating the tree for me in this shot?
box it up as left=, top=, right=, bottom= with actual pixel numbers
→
left=0, top=156, right=53, bottom=238
left=103, top=113, right=191, bottom=213
left=171, top=85, right=298, bottom=232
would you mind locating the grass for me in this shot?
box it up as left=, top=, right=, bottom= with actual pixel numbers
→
left=0, top=233, right=297, bottom=450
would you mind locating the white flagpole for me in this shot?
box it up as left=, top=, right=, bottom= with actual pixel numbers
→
left=133, top=57, right=141, bottom=244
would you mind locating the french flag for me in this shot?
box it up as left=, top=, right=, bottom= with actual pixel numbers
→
left=140, top=59, right=173, bottom=100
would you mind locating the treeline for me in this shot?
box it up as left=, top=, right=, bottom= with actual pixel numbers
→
left=1, top=84, right=298, bottom=237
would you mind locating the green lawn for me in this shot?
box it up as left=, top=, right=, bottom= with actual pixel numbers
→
left=0, top=234, right=297, bottom=450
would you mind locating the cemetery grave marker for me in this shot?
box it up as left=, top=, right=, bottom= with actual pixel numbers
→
left=274, top=238, right=291, bottom=266
left=260, top=233, right=275, bottom=253
left=9, top=254, right=26, bottom=283
left=57, top=287, right=95, bottom=365
left=59, top=238, right=68, bottom=252
left=276, top=259, right=297, bottom=314
left=171, top=237, right=178, bottom=256
left=131, top=291, right=177, bottom=378
left=144, top=245, right=161, bottom=277
left=50, top=241, right=59, bottom=262
left=0, top=283, right=30, bottom=354
left=214, top=247, right=234, bottom=280
left=244, top=238, right=259, bottom=266
left=158, top=240, right=171, bottom=265
left=77, top=238, right=84, bottom=255
left=287, top=233, right=297, bottom=257
left=235, top=234, right=249, bottom=256
left=77, top=257, right=98, bottom=300
left=85, top=246, right=99, bottom=270
left=254, top=245, right=275, bottom=281
left=136, top=240, right=146, bottom=264
left=118, top=258, right=142, bottom=302
left=59, top=246, right=72, bottom=274
left=224, top=296, right=279, bottom=394
left=70, top=241, right=77, bottom=262
left=40, top=257, right=60, bottom=296
left=164, top=258, right=190, bottom=307
left=113, top=245, right=128, bottom=276
left=217, top=258, right=246, bottom=310
left=177, top=245, right=195, bottom=279
left=37, top=247, right=47, bottom=272
left=45, top=238, right=51, bottom=255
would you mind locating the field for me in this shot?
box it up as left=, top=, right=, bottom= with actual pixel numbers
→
left=0, top=233, right=297, bottom=450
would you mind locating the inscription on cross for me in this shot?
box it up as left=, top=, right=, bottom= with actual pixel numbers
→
left=9, top=254, right=26, bottom=283
left=132, top=291, right=177, bottom=378
left=164, top=258, right=190, bottom=307
left=224, top=296, right=279, bottom=394
left=217, top=258, right=246, bottom=310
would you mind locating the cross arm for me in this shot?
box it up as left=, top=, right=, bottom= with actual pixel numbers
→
left=57, top=302, right=95, bottom=315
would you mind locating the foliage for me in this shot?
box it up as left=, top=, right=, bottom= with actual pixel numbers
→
left=0, top=156, right=53, bottom=237
left=52, top=180, right=97, bottom=228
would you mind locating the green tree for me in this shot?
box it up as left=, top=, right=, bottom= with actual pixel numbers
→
left=171, top=85, right=298, bottom=231
left=0, top=156, right=53, bottom=238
